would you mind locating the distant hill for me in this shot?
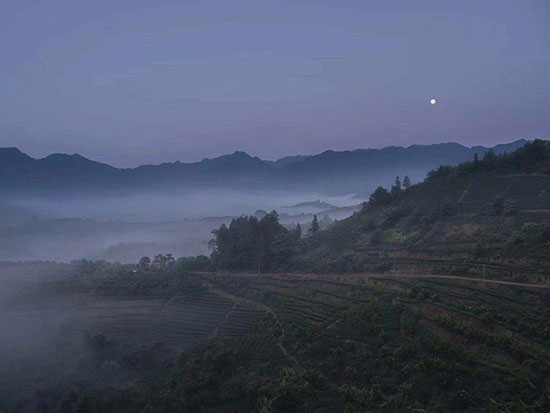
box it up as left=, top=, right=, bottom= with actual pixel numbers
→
left=271, top=154, right=309, bottom=167
left=0, top=139, right=530, bottom=197
left=277, top=200, right=337, bottom=215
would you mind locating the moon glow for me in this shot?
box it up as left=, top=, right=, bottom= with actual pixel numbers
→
left=430, top=98, right=437, bottom=105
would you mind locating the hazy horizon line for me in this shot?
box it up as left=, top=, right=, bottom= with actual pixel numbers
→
left=2, top=137, right=536, bottom=169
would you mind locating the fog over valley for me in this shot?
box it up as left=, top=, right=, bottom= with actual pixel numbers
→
left=1, top=1, right=549, bottom=409
left=0, top=190, right=358, bottom=262
left=0, top=141, right=527, bottom=262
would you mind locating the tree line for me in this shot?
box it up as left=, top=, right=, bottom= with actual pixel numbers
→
left=368, top=175, right=412, bottom=207
left=427, top=139, right=550, bottom=180
left=208, top=211, right=301, bottom=272
left=141, top=140, right=550, bottom=274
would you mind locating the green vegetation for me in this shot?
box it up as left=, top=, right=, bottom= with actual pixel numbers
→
left=204, top=140, right=550, bottom=280
left=13, top=266, right=550, bottom=412
left=309, top=214, right=321, bottom=234
left=427, top=139, right=550, bottom=179
left=209, top=211, right=300, bottom=272
left=3, top=140, right=550, bottom=412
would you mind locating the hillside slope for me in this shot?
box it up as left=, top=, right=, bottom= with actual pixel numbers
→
left=5, top=262, right=549, bottom=412
left=292, top=140, right=550, bottom=282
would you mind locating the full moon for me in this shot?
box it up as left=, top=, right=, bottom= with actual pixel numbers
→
left=430, top=98, right=437, bottom=105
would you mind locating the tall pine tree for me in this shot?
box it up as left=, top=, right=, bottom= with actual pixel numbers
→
left=309, top=215, right=320, bottom=235
left=391, top=176, right=402, bottom=195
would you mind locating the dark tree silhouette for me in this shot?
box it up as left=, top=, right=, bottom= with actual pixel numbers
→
left=209, top=211, right=290, bottom=272
left=309, top=214, right=320, bottom=235
left=369, top=186, right=392, bottom=206
left=391, top=176, right=402, bottom=195
left=403, top=175, right=411, bottom=189
left=138, top=256, right=150, bottom=269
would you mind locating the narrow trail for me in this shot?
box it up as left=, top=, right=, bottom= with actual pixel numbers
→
left=192, top=271, right=550, bottom=289
left=202, top=280, right=301, bottom=368
left=366, top=273, right=550, bottom=288
left=212, top=301, right=237, bottom=336
left=150, top=296, right=176, bottom=338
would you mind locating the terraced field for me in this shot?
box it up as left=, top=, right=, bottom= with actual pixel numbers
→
left=440, top=175, right=550, bottom=214
left=19, top=272, right=549, bottom=369
left=4, top=289, right=276, bottom=352
left=151, top=291, right=235, bottom=347
left=80, top=298, right=165, bottom=342
left=5, top=270, right=550, bottom=412
left=208, top=272, right=550, bottom=391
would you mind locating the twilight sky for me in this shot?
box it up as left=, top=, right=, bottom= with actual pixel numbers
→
left=1, top=0, right=549, bottom=167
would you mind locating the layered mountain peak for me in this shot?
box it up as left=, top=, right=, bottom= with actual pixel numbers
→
left=197, top=150, right=265, bottom=170
left=41, top=152, right=106, bottom=164
left=0, top=147, right=35, bottom=171
left=0, top=139, right=539, bottom=196
left=0, top=147, right=32, bottom=161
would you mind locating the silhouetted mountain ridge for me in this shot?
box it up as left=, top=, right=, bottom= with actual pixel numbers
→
left=0, top=139, right=531, bottom=197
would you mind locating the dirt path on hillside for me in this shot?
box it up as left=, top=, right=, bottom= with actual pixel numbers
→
left=193, top=271, right=550, bottom=289
left=202, top=280, right=302, bottom=368
left=366, top=273, right=550, bottom=288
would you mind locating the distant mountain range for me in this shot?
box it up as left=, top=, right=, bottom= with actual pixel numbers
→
left=0, top=139, right=530, bottom=197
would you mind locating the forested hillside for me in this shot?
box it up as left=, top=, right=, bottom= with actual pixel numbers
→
left=210, top=140, right=550, bottom=282
left=3, top=141, right=550, bottom=412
